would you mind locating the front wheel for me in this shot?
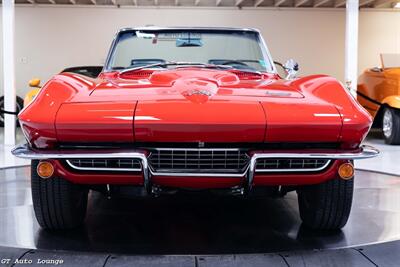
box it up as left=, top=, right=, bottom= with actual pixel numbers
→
left=297, top=175, right=353, bottom=230
left=382, top=107, right=400, bottom=145
left=31, top=160, right=89, bottom=230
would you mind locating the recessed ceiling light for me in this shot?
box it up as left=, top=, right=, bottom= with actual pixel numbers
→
left=394, top=2, right=400, bottom=8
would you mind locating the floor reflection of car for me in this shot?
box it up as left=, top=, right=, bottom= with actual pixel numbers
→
left=357, top=54, right=400, bottom=145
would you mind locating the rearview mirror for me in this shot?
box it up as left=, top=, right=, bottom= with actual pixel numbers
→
left=284, top=59, right=299, bottom=80
left=29, top=79, right=41, bottom=88
left=176, top=38, right=203, bottom=47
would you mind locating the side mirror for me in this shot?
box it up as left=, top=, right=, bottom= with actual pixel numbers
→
left=283, top=59, right=299, bottom=80
left=29, top=78, right=41, bottom=88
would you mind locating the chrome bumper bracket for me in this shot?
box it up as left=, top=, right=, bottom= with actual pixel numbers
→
left=11, top=144, right=153, bottom=193
left=245, top=145, right=379, bottom=191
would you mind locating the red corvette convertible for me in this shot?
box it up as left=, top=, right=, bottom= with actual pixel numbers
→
left=13, top=27, right=378, bottom=231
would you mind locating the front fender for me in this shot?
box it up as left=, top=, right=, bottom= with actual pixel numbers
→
left=292, top=75, right=373, bottom=148
left=19, top=73, right=96, bottom=149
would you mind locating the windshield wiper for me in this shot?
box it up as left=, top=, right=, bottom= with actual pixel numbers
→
left=119, top=61, right=233, bottom=74
left=174, top=63, right=234, bottom=70
left=118, top=61, right=264, bottom=75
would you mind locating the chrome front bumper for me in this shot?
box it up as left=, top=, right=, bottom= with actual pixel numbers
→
left=11, top=144, right=379, bottom=193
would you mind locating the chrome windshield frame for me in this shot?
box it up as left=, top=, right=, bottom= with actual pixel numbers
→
left=103, top=27, right=276, bottom=74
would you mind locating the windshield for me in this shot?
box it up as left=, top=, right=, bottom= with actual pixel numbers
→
left=106, top=29, right=274, bottom=73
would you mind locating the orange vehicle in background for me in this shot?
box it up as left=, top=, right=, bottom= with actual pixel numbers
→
left=357, top=54, right=400, bottom=145
left=24, top=79, right=41, bottom=107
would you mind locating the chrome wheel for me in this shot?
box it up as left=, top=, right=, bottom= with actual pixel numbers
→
left=383, top=109, right=393, bottom=138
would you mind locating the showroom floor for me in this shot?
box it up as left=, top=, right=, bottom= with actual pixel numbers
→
left=0, top=161, right=399, bottom=266
left=0, top=129, right=28, bottom=168
left=1, top=167, right=399, bottom=253
left=0, top=129, right=399, bottom=266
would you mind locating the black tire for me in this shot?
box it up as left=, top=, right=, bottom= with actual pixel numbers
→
left=297, top=175, right=353, bottom=230
left=382, top=107, right=400, bottom=145
left=31, top=160, right=88, bottom=230
left=0, top=96, right=24, bottom=127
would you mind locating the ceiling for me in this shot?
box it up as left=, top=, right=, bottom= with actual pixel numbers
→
left=8, top=0, right=400, bottom=8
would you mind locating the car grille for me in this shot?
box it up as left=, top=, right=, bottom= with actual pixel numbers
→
left=255, top=159, right=331, bottom=172
left=148, top=149, right=250, bottom=174
left=63, top=152, right=331, bottom=174
left=66, top=159, right=142, bottom=172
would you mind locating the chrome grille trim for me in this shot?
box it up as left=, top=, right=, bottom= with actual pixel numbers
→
left=255, top=159, right=331, bottom=172
left=148, top=148, right=250, bottom=175
left=150, top=169, right=249, bottom=177
left=66, top=159, right=142, bottom=172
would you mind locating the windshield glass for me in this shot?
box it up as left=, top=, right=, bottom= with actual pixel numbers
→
left=106, top=29, right=274, bottom=72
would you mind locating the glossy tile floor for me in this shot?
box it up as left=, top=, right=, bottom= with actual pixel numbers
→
left=0, top=167, right=399, bottom=254
left=0, top=129, right=28, bottom=168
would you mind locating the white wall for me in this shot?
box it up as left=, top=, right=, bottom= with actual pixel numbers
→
left=359, top=10, right=400, bottom=70
left=0, top=6, right=399, bottom=96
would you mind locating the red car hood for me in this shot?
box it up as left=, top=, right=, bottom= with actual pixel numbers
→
left=54, top=69, right=342, bottom=143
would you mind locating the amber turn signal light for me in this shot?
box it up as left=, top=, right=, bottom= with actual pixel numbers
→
left=37, top=161, right=54, bottom=179
left=338, top=162, right=354, bottom=180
